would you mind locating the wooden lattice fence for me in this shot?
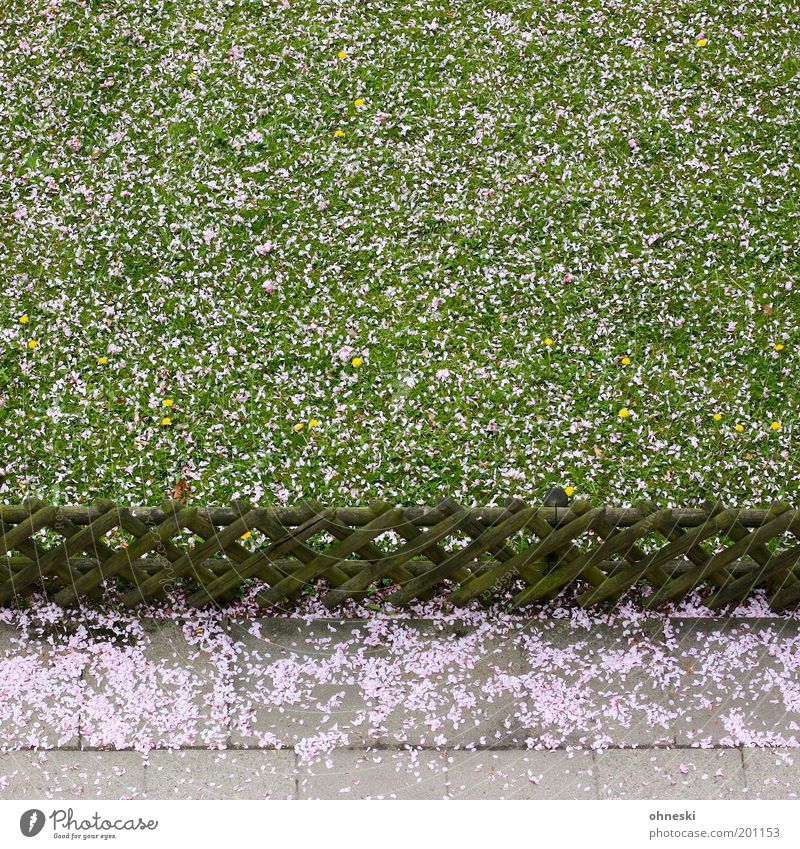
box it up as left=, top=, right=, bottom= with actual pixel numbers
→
left=1, top=495, right=800, bottom=610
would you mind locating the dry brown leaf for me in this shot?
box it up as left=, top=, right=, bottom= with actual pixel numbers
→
left=172, top=477, right=191, bottom=503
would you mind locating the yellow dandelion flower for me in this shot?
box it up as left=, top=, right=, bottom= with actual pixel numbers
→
left=735, top=423, right=744, bottom=432
left=19, top=315, right=29, bottom=324
left=161, top=417, right=172, bottom=426
left=621, top=356, right=631, bottom=366
left=293, top=422, right=305, bottom=432
left=354, top=98, right=365, bottom=107
left=351, top=357, right=363, bottom=367
left=338, top=50, right=348, bottom=59
left=618, top=407, right=630, bottom=418
left=771, top=421, right=782, bottom=431
left=564, top=485, right=575, bottom=497
left=240, top=530, right=252, bottom=540
left=309, top=418, right=320, bottom=428
left=27, top=339, right=38, bottom=350
left=163, top=398, right=174, bottom=408
left=775, top=343, right=785, bottom=352
left=333, top=129, right=345, bottom=137
left=97, top=356, right=109, bottom=365
left=712, top=413, right=722, bottom=421
left=696, top=38, right=708, bottom=47
left=544, top=337, right=554, bottom=347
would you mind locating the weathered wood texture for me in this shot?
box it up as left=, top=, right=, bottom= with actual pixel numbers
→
left=1, top=497, right=799, bottom=611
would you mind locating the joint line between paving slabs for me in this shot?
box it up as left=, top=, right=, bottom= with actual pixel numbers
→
left=740, top=747, right=748, bottom=794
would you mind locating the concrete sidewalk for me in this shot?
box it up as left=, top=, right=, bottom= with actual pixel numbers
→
left=2, top=746, right=798, bottom=800
left=1, top=616, right=799, bottom=799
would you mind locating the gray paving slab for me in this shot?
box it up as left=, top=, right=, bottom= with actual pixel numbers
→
left=382, top=628, right=525, bottom=748
left=80, top=619, right=229, bottom=750
left=0, top=623, right=81, bottom=750
left=297, top=748, right=448, bottom=799
left=229, top=618, right=523, bottom=749
left=229, top=618, right=390, bottom=748
left=667, top=619, right=800, bottom=747
left=0, top=750, right=145, bottom=799
left=595, top=748, right=746, bottom=799
left=144, top=748, right=296, bottom=799
left=743, top=748, right=800, bottom=799
left=447, top=749, right=597, bottom=799
left=668, top=617, right=800, bottom=637
left=513, top=620, right=676, bottom=748
left=226, top=616, right=800, bottom=752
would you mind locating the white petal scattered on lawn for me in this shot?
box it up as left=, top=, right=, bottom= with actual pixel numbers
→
left=1, top=1, right=798, bottom=506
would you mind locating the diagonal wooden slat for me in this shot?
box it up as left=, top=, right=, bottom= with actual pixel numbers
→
left=342, top=499, right=506, bottom=604
left=577, top=502, right=728, bottom=607
left=575, top=503, right=676, bottom=606
left=644, top=503, right=794, bottom=608
left=0, top=504, right=58, bottom=556
left=187, top=505, right=334, bottom=606
left=0, top=505, right=120, bottom=605
left=596, top=500, right=740, bottom=602
left=312, top=501, right=419, bottom=594
left=319, top=501, right=435, bottom=608
left=451, top=502, right=605, bottom=606
left=55, top=503, right=198, bottom=606
left=392, top=501, right=537, bottom=607
left=257, top=502, right=402, bottom=606
left=512, top=507, right=671, bottom=606
left=121, top=504, right=264, bottom=606
left=540, top=502, right=668, bottom=604
left=701, top=504, right=800, bottom=609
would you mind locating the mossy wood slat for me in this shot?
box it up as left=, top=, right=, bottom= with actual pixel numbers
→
left=0, top=504, right=787, bottom=529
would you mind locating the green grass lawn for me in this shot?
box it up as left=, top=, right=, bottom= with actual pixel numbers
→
left=1, top=0, right=798, bottom=507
